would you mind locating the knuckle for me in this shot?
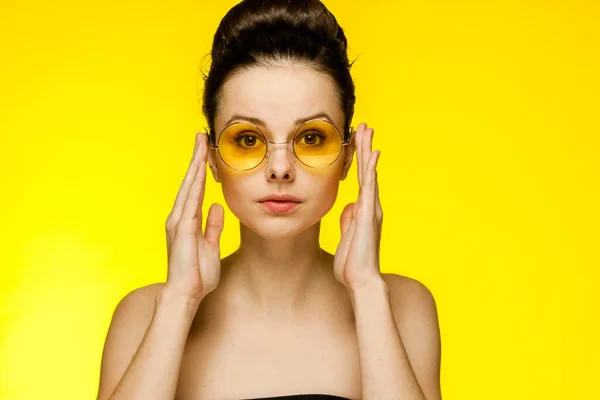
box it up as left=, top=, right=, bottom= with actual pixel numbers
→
left=165, top=218, right=177, bottom=232
left=173, top=221, right=190, bottom=236
left=182, top=219, right=202, bottom=237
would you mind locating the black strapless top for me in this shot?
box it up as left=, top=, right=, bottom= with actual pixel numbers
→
left=243, top=395, right=351, bottom=400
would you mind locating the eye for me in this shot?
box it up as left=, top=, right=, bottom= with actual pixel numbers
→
left=296, top=131, right=325, bottom=146
left=234, top=133, right=263, bottom=148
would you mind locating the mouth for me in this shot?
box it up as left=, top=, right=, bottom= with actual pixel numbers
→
left=258, top=200, right=301, bottom=213
left=257, top=193, right=302, bottom=213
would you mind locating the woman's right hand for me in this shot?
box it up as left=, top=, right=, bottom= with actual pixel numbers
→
left=164, top=132, right=224, bottom=304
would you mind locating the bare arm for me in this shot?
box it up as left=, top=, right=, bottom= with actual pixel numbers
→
left=96, top=132, right=223, bottom=399
left=350, top=274, right=442, bottom=400
left=96, top=284, right=201, bottom=400
left=336, top=122, right=441, bottom=398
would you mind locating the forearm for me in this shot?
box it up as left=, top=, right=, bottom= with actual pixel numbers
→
left=108, top=287, right=200, bottom=400
left=350, top=278, right=426, bottom=400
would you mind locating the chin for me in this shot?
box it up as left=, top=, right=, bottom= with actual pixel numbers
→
left=249, top=222, right=310, bottom=240
left=243, top=210, right=318, bottom=239
left=232, top=202, right=328, bottom=239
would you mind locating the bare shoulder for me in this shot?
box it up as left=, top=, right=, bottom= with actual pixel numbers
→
left=96, top=282, right=166, bottom=400
left=379, top=272, right=439, bottom=334
left=380, top=273, right=442, bottom=399
left=114, top=282, right=166, bottom=312
left=106, top=282, right=166, bottom=328
left=380, top=273, right=437, bottom=313
left=105, top=281, right=167, bottom=345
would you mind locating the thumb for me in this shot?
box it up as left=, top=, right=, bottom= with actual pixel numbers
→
left=340, top=203, right=355, bottom=236
left=204, top=203, right=224, bottom=249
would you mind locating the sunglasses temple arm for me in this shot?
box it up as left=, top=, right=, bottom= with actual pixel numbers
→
left=343, top=129, right=356, bottom=145
left=203, top=132, right=218, bottom=149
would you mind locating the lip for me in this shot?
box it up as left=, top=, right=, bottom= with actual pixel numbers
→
left=259, top=201, right=300, bottom=213
left=257, top=193, right=302, bottom=213
left=257, top=193, right=302, bottom=203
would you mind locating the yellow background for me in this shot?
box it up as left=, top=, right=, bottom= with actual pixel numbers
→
left=1, top=0, right=598, bottom=399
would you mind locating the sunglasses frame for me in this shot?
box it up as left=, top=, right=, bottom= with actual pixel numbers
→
left=206, top=118, right=356, bottom=171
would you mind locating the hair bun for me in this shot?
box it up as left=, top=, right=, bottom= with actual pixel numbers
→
left=212, top=0, right=347, bottom=59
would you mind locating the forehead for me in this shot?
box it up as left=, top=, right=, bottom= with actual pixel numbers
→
left=215, top=64, right=344, bottom=134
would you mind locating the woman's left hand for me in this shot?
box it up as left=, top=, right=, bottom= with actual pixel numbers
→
left=333, top=122, right=384, bottom=292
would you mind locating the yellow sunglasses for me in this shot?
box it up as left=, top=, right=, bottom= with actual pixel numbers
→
left=206, top=119, right=355, bottom=171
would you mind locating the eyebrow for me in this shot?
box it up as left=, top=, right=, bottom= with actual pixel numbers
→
left=224, top=111, right=335, bottom=128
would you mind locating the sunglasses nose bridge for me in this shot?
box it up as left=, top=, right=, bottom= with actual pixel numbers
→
left=265, top=140, right=294, bottom=162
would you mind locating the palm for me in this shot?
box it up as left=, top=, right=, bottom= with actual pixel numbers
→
left=333, top=122, right=383, bottom=291
left=165, top=133, right=224, bottom=302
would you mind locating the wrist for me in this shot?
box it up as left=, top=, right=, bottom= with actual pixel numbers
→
left=348, top=274, right=387, bottom=294
left=348, top=276, right=388, bottom=305
left=156, top=285, right=203, bottom=316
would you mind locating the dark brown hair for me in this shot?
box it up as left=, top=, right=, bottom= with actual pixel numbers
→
left=200, top=0, right=357, bottom=144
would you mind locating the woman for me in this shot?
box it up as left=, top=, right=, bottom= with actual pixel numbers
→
left=96, top=1, right=441, bottom=399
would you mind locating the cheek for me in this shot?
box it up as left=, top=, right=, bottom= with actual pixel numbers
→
left=306, top=168, right=342, bottom=215
left=219, top=171, right=252, bottom=217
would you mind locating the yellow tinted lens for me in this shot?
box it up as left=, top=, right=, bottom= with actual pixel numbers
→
left=218, top=123, right=266, bottom=170
left=294, top=120, right=343, bottom=168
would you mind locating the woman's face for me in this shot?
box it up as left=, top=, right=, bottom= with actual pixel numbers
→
left=207, top=63, right=355, bottom=239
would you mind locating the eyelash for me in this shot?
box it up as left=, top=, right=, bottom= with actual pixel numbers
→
left=233, top=132, right=326, bottom=147
left=233, top=133, right=263, bottom=147
left=297, top=132, right=326, bottom=145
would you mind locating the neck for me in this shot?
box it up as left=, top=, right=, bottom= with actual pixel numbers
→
left=224, top=219, right=331, bottom=317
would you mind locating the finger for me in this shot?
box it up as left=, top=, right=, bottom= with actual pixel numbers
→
left=374, top=151, right=381, bottom=216
left=374, top=170, right=382, bottom=261
left=356, top=124, right=372, bottom=217
left=355, top=123, right=364, bottom=187
left=339, top=217, right=355, bottom=252
left=170, top=133, right=204, bottom=223
left=375, top=175, right=383, bottom=220
left=362, top=127, right=373, bottom=188
left=375, top=178, right=382, bottom=259
left=340, top=203, right=354, bottom=235
left=334, top=217, right=356, bottom=270
left=204, top=203, right=224, bottom=249
left=180, top=158, right=206, bottom=234
left=196, top=152, right=209, bottom=234
left=194, top=136, right=210, bottom=234
left=362, top=149, right=380, bottom=216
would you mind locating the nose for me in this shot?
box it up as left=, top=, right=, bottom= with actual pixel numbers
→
left=265, top=142, right=295, bottom=182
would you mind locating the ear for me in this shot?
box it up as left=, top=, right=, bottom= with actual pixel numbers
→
left=205, top=133, right=222, bottom=183
left=340, top=130, right=356, bottom=181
